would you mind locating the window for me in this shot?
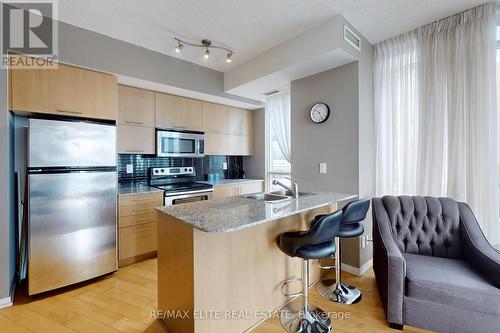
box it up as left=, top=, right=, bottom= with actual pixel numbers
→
left=496, top=20, right=500, bottom=247
left=265, top=93, right=291, bottom=192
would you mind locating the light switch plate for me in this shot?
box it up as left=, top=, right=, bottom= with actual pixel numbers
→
left=223, top=162, right=228, bottom=170
left=319, top=163, right=327, bottom=174
left=126, top=164, right=134, bottom=174
left=361, top=236, right=367, bottom=249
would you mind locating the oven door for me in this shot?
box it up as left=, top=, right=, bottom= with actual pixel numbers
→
left=164, top=189, right=213, bottom=206
left=157, top=130, right=204, bottom=157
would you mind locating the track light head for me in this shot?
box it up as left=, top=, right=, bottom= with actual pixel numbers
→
left=175, top=40, right=183, bottom=53
left=204, top=48, right=210, bottom=59
left=226, top=52, right=232, bottom=63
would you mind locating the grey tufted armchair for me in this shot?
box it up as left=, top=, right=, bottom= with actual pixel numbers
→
left=372, top=196, right=500, bottom=333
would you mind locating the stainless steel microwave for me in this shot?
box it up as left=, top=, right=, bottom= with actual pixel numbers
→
left=156, top=130, right=205, bottom=157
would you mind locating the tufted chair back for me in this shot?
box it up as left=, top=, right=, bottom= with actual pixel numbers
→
left=379, top=196, right=463, bottom=259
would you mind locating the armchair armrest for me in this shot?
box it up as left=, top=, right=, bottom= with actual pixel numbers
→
left=458, top=202, right=500, bottom=288
left=372, top=198, right=406, bottom=326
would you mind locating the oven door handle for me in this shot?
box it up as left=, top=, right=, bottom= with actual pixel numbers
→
left=164, top=188, right=214, bottom=197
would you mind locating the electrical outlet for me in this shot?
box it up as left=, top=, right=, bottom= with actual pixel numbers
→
left=126, top=164, right=134, bottom=174
left=223, top=162, right=228, bottom=170
left=319, top=163, right=327, bottom=174
left=361, top=235, right=367, bottom=249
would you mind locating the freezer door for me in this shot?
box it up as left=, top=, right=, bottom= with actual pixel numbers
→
left=28, top=171, right=117, bottom=295
left=29, top=118, right=116, bottom=168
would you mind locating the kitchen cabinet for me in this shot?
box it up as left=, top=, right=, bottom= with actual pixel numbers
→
left=155, top=93, right=202, bottom=130
left=202, top=102, right=253, bottom=156
left=117, top=85, right=155, bottom=126
left=10, top=56, right=117, bottom=120
left=227, top=107, right=252, bottom=136
left=117, top=125, right=155, bottom=154
left=213, top=181, right=264, bottom=199
left=201, top=102, right=228, bottom=133
left=227, top=134, right=252, bottom=156
left=204, top=132, right=228, bottom=155
left=118, top=191, right=163, bottom=266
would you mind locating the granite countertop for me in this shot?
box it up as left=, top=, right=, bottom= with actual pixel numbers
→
left=118, top=181, right=163, bottom=196
left=157, top=192, right=356, bottom=233
left=200, top=178, right=264, bottom=186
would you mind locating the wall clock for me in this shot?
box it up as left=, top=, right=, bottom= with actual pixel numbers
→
left=310, top=102, right=330, bottom=123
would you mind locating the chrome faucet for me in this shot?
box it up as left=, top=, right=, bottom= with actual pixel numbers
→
left=273, top=177, right=299, bottom=199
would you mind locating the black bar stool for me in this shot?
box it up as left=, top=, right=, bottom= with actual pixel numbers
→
left=276, top=210, right=342, bottom=333
left=316, top=199, right=370, bottom=305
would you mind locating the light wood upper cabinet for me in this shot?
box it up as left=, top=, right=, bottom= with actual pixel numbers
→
left=117, top=125, right=155, bottom=154
left=227, top=107, right=252, bottom=136
left=204, top=132, right=228, bottom=155
left=117, top=85, right=155, bottom=126
left=10, top=59, right=117, bottom=120
left=155, top=93, right=202, bottom=130
left=202, top=102, right=228, bottom=133
left=227, top=134, right=252, bottom=156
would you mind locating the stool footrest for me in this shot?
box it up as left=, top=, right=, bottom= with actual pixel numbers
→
left=280, top=277, right=302, bottom=298
left=317, top=258, right=336, bottom=270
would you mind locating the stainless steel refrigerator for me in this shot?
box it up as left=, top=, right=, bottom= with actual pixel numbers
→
left=27, top=118, right=117, bottom=295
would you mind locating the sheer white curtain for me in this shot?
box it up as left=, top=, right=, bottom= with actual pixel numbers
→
left=374, top=3, right=499, bottom=244
left=267, top=93, right=291, bottom=162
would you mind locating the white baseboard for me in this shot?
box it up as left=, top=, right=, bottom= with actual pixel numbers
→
left=0, top=277, right=16, bottom=309
left=341, top=259, right=373, bottom=276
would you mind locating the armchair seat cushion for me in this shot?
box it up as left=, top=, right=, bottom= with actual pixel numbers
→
left=404, top=253, right=500, bottom=316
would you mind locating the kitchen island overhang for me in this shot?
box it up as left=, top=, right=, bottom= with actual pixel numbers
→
left=155, top=192, right=356, bottom=333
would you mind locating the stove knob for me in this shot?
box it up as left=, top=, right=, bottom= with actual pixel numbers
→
left=184, top=168, right=188, bottom=172
left=154, top=170, right=159, bottom=174
left=160, top=169, right=165, bottom=174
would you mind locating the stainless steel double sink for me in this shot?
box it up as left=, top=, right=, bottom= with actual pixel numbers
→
left=244, top=191, right=315, bottom=203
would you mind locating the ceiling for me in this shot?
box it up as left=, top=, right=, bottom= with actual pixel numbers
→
left=58, top=0, right=486, bottom=72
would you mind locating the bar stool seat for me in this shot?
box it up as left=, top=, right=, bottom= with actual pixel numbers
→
left=316, top=199, right=370, bottom=305
left=338, top=223, right=364, bottom=238
left=276, top=210, right=342, bottom=333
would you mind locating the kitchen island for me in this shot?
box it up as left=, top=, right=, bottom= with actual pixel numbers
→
left=156, top=192, right=355, bottom=333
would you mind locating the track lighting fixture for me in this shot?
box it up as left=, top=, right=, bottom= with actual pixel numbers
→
left=174, top=37, right=234, bottom=63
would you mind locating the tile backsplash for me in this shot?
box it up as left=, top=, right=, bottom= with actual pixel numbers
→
left=118, top=155, right=245, bottom=182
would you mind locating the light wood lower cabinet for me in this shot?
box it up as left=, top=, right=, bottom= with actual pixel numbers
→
left=213, top=181, right=264, bottom=199
left=118, top=192, right=163, bottom=266
left=117, top=125, right=155, bottom=155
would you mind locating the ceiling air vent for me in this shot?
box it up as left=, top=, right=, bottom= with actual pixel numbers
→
left=344, top=25, right=361, bottom=52
left=263, top=89, right=280, bottom=96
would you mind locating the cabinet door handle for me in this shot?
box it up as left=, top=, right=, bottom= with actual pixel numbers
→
left=57, top=109, right=83, bottom=115
left=125, top=149, right=144, bottom=153
left=135, top=227, right=153, bottom=233
left=132, top=208, right=151, bottom=213
left=132, top=197, right=153, bottom=202
left=132, top=217, right=153, bottom=224
left=125, top=121, right=144, bottom=125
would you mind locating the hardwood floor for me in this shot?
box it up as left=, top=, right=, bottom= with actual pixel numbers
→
left=0, top=258, right=429, bottom=333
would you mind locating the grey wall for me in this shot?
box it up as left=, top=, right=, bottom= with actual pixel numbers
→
left=357, top=33, right=375, bottom=268
left=291, top=62, right=359, bottom=194
left=0, top=25, right=16, bottom=301
left=57, top=21, right=261, bottom=106
left=244, top=108, right=266, bottom=181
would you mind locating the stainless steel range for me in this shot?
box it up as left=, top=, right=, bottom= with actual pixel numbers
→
left=148, top=167, right=213, bottom=206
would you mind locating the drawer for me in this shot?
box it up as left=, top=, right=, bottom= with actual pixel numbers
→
left=119, top=223, right=157, bottom=261
left=119, top=211, right=157, bottom=228
left=119, top=192, right=163, bottom=217
left=119, top=192, right=163, bottom=207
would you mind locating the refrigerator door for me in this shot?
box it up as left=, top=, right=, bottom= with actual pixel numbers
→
left=29, top=118, right=116, bottom=168
left=28, top=171, right=117, bottom=295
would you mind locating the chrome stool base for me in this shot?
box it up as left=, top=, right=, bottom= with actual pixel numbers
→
left=316, top=279, right=362, bottom=305
left=279, top=302, right=332, bottom=333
